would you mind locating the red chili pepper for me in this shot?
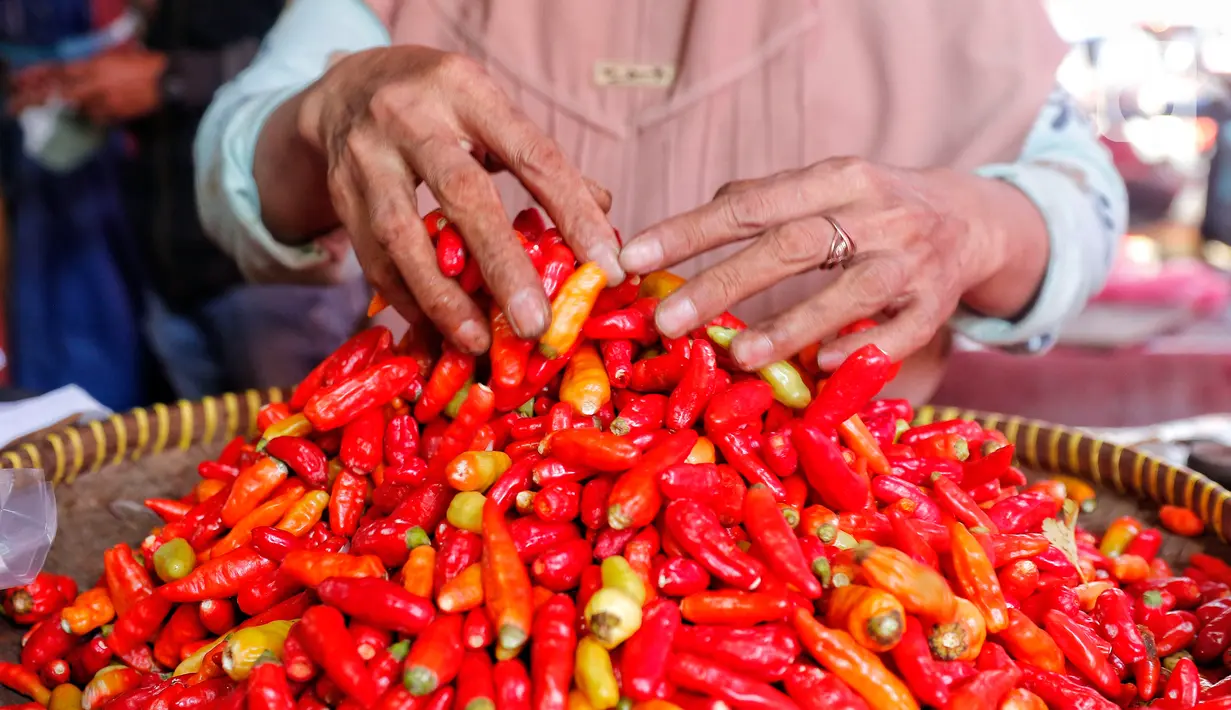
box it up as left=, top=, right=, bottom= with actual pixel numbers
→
left=658, top=463, right=745, bottom=527
left=698, top=380, right=773, bottom=439
left=620, top=599, right=681, bottom=700
left=888, top=456, right=964, bottom=486
left=985, top=492, right=1059, bottom=534
left=961, top=444, right=1015, bottom=489
left=932, top=473, right=999, bottom=532
left=4, top=573, right=72, bottom=627
left=715, top=431, right=788, bottom=501
left=782, top=663, right=870, bottom=710
left=629, top=342, right=691, bottom=393
left=157, top=546, right=274, bottom=602
left=414, top=348, right=475, bottom=423
left=262, top=436, right=328, bottom=489
left=889, top=616, right=957, bottom=707
left=608, top=430, right=698, bottom=530
left=542, top=428, right=641, bottom=473
left=804, top=344, right=894, bottom=429
left=246, top=657, right=295, bottom=710
left=434, top=528, right=482, bottom=593
left=530, top=480, right=582, bottom=522
left=583, top=301, right=656, bottom=342
left=668, top=652, right=799, bottom=710
left=886, top=503, right=939, bottom=569
left=672, top=622, right=799, bottom=683
left=663, top=339, right=719, bottom=431
left=599, top=339, right=635, bottom=389
left=1043, top=609, right=1121, bottom=697
left=1163, top=656, right=1200, bottom=707
left=870, top=476, right=942, bottom=523
left=1129, top=577, right=1203, bottom=609
left=1089, top=587, right=1148, bottom=664
left=339, top=407, right=384, bottom=474
left=1149, top=610, right=1198, bottom=656
left=531, top=594, right=575, bottom=710
left=666, top=499, right=765, bottom=590
left=508, top=518, right=580, bottom=563
left=655, top=558, right=711, bottom=597
left=298, top=604, right=377, bottom=706
left=305, top=357, right=420, bottom=431
left=316, top=577, right=435, bottom=635
left=1019, top=665, right=1117, bottom=710
left=762, top=430, right=800, bottom=479
left=609, top=393, right=668, bottom=437
left=493, top=659, right=531, bottom=710
left=794, top=422, right=871, bottom=512
left=106, top=591, right=172, bottom=658
left=743, top=486, right=822, bottom=598
left=530, top=538, right=592, bottom=592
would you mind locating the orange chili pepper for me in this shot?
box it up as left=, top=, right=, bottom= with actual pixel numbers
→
left=1111, top=553, right=1151, bottom=583
left=637, top=270, right=686, bottom=300
left=367, top=291, right=389, bottom=318
left=81, top=665, right=143, bottom=710
left=559, top=343, right=611, bottom=416
left=222, top=457, right=289, bottom=527
left=540, top=262, right=607, bottom=359
left=211, top=482, right=306, bottom=557
left=280, top=550, right=385, bottom=588
left=800, top=505, right=838, bottom=541
left=927, top=596, right=986, bottom=662
left=1160, top=505, right=1205, bottom=537
left=998, top=608, right=1065, bottom=673
left=0, top=662, right=51, bottom=705
left=446, top=451, right=513, bottom=492
left=1023, top=480, right=1067, bottom=507
left=825, top=584, right=905, bottom=652
left=1074, top=581, right=1117, bottom=611
left=195, top=478, right=227, bottom=503
left=403, top=545, right=436, bottom=598
left=855, top=543, right=956, bottom=621
left=838, top=415, right=890, bottom=476
left=949, top=522, right=1009, bottom=633
left=490, top=307, right=533, bottom=389
left=1047, top=475, right=1097, bottom=512
left=438, top=563, right=485, bottom=614
left=684, top=436, right=715, bottom=465
left=60, top=587, right=115, bottom=635
left=481, top=496, right=534, bottom=660
left=1000, top=688, right=1048, bottom=710
left=275, top=489, right=330, bottom=536
left=793, top=607, right=919, bottom=710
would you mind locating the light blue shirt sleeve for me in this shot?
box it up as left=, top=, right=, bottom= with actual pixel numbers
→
left=953, top=87, right=1129, bottom=353
left=194, top=0, right=390, bottom=283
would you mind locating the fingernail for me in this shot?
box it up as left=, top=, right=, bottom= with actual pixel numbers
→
left=817, top=350, right=846, bottom=372
left=506, top=288, right=550, bottom=339
left=732, top=332, right=775, bottom=370
left=591, top=242, right=626, bottom=285
left=620, top=237, right=663, bottom=274
left=655, top=296, right=697, bottom=338
left=455, top=319, right=490, bottom=354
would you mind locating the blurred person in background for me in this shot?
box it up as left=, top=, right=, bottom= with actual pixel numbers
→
left=197, top=0, right=1128, bottom=403
left=1, top=0, right=146, bottom=411
left=12, top=0, right=368, bottom=401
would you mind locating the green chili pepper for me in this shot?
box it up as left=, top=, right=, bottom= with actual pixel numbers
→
left=707, top=326, right=811, bottom=409
left=153, top=538, right=196, bottom=583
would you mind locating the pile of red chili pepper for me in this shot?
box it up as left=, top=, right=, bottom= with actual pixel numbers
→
left=7, top=208, right=1231, bottom=710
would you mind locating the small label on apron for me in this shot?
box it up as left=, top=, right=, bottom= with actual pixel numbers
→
left=593, top=61, right=676, bottom=88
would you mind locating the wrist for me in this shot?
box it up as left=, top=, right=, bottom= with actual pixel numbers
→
left=256, top=89, right=334, bottom=244
left=929, top=169, right=1049, bottom=320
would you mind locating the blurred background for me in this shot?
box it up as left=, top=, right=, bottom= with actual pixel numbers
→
left=2, top=0, right=1231, bottom=431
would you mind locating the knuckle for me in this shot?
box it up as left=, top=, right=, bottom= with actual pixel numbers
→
left=721, top=190, right=776, bottom=232
left=367, top=86, right=404, bottom=124
left=708, top=266, right=746, bottom=307
left=766, top=222, right=820, bottom=267
left=435, top=52, right=483, bottom=80
left=849, top=257, right=905, bottom=309
left=367, top=199, right=417, bottom=250
left=513, top=136, right=565, bottom=175
left=435, top=165, right=495, bottom=205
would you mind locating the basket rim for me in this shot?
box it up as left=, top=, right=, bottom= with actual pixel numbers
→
left=1, top=392, right=1227, bottom=540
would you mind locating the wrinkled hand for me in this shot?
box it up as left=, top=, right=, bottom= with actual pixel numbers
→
left=298, top=46, right=621, bottom=353
left=7, top=64, right=63, bottom=114
left=60, top=49, right=167, bottom=122
left=619, top=157, right=1010, bottom=371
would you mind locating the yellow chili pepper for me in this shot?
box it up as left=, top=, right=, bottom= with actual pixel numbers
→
left=575, top=636, right=620, bottom=709
left=49, top=683, right=84, bottom=710
left=1099, top=516, right=1143, bottom=557
left=1047, top=475, right=1098, bottom=513
left=541, top=262, right=608, bottom=359
left=600, top=555, right=646, bottom=606
left=276, top=490, right=330, bottom=535
left=446, top=451, right=512, bottom=492
left=60, top=587, right=115, bottom=636
left=222, top=620, right=294, bottom=681
left=684, top=436, right=716, bottom=464
left=584, top=588, right=643, bottom=650
left=81, top=665, right=141, bottom=710
left=707, top=326, right=812, bottom=408
left=258, top=413, right=312, bottom=449
left=447, top=491, right=486, bottom=533
left=174, top=636, right=227, bottom=677
left=638, top=270, right=686, bottom=300
left=560, top=343, right=611, bottom=416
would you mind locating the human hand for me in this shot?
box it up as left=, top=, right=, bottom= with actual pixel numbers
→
left=59, top=49, right=167, bottom=123
left=296, top=46, right=620, bottom=354
left=7, top=64, right=64, bottom=115
left=619, top=157, right=1019, bottom=371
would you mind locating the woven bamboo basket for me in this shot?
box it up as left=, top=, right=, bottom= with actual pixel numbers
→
left=0, top=391, right=1229, bottom=703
